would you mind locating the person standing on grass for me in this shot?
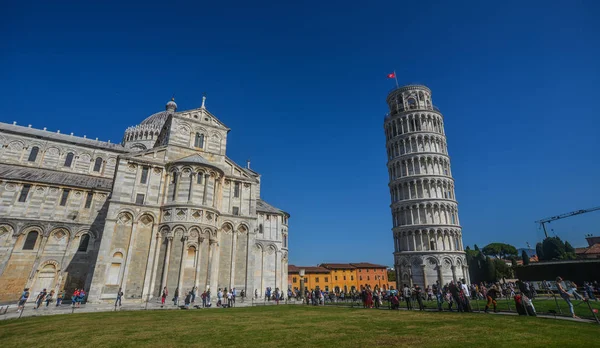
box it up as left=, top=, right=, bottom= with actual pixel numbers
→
left=433, top=284, right=443, bottom=311
left=414, top=285, right=424, bottom=311
left=45, top=290, right=54, bottom=307
left=191, top=286, right=197, bottom=304
left=484, top=285, right=499, bottom=313
left=403, top=284, right=412, bottom=310
left=217, top=288, right=223, bottom=307
left=161, top=287, right=168, bottom=306
left=77, top=289, right=85, bottom=307
left=228, top=290, right=233, bottom=307
left=56, top=290, right=64, bottom=306
left=173, top=287, right=179, bottom=306
left=34, top=288, right=47, bottom=309
left=584, top=282, right=597, bottom=301
left=556, top=277, right=580, bottom=319
left=206, top=289, right=212, bottom=307
left=17, top=288, right=30, bottom=313
left=115, top=287, right=123, bottom=307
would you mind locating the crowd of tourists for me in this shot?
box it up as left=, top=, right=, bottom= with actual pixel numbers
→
left=16, top=287, right=85, bottom=313
left=160, top=286, right=247, bottom=309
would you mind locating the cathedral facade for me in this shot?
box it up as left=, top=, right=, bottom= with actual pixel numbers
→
left=0, top=97, right=289, bottom=303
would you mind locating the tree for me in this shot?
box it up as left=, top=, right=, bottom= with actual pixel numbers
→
left=485, top=256, right=496, bottom=282
left=494, top=258, right=513, bottom=280
left=522, top=250, right=530, bottom=265
left=565, top=241, right=575, bottom=254
left=542, top=237, right=566, bottom=260
left=482, top=243, right=518, bottom=259
left=535, top=242, right=544, bottom=260
left=387, top=269, right=396, bottom=282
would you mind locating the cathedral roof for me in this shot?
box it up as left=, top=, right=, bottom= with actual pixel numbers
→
left=257, top=199, right=288, bottom=216
left=0, top=163, right=113, bottom=190
left=172, top=154, right=213, bottom=166
left=139, top=111, right=171, bottom=128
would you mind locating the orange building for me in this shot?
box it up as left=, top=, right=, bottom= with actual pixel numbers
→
left=288, top=265, right=331, bottom=292
left=319, top=263, right=358, bottom=293
left=350, top=263, right=390, bottom=290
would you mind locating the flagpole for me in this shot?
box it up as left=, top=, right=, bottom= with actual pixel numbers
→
left=394, top=70, right=399, bottom=88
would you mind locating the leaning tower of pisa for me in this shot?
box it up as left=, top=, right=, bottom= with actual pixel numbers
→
left=384, top=84, right=468, bottom=289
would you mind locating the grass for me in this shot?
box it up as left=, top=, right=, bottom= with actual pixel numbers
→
left=0, top=305, right=598, bottom=348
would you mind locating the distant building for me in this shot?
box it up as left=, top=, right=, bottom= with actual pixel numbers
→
left=288, top=262, right=391, bottom=293
left=575, top=235, right=600, bottom=259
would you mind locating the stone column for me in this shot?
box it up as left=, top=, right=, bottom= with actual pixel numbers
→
left=188, top=173, right=194, bottom=203
left=437, top=266, right=443, bottom=285
left=229, top=232, right=237, bottom=289
left=148, top=232, right=162, bottom=299
left=212, top=176, right=218, bottom=208
left=208, top=239, right=219, bottom=293
left=202, top=174, right=209, bottom=205
left=408, top=268, right=413, bottom=287
left=451, top=265, right=457, bottom=282
left=177, top=236, right=188, bottom=292
left=421, top=264, right=427, bottom=288
left=142, top=225, right=160, bottom=299
left=161, top=236, right=173, bottom=293
left=194, top=238, right=203, bottom=288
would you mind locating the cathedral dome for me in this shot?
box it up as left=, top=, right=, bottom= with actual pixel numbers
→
left=139, top=98, right=177, bottom=128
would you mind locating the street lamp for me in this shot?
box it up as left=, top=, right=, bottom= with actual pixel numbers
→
left=299, top=269, right=305, bottom=301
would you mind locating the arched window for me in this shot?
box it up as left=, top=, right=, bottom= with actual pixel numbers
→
left=28, top=146, right=39, bottom=162
left=64, top=152, right=74, bottom=167
left=23, top=231, right=39, bottom=250
left=408, top=98, right=417, bottom=109
left=259, top=224, right=263, bottom=234
left=93, top=157, right=103, bottom=172
left=78, top=234, right=90, bottom=252
left=194, top=133, right=205, bottom=148
left=107, top=252, right=123, bottom=285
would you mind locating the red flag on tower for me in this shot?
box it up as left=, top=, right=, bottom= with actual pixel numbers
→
left=387, top=72, right=396, bottom=79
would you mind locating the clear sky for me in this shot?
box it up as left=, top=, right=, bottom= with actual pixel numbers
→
left=2, top=1, right=599, bottom=266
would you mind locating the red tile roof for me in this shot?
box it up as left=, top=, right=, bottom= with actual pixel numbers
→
left=576, top=243, right=600, bottom=254
left=319, top=263, right=356, bottom=270
left=288, top=265, right=329, bottom=274
left=350, top=262, right=388, bottom=269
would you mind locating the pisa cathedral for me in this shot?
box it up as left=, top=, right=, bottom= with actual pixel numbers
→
left=384, top=85, right=469, bottom=288
left=0, top=97, right=289, bottom=303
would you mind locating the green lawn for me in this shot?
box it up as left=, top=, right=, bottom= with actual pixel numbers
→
left=0, top=306, right=598, bottom=347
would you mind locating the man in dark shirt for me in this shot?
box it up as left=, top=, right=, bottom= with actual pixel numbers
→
left=485, top=285, right=500, bottom=313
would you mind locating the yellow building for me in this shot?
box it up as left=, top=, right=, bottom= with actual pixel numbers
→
left=319, top=263, right=358, bottom=293
left=288, top=265, right=330, bottom=292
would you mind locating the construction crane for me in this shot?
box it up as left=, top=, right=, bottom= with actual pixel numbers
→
left=535, top=206, right=600, bottom=238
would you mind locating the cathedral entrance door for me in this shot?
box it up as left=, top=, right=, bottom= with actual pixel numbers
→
left=32, top=264, right=57, bottom=300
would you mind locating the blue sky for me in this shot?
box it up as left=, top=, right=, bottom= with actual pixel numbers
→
left=2, top=1, right=599, bottom=266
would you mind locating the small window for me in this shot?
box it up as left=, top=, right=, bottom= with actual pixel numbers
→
left=93, top=157, right=103, bottom=172
left=18, top=184, right=31, bottom=202
left=23, top=231, right=39, bottom=250
left=232, top=207, right=239, bottom=216
left=84, top=192, right=93, bottom=208
left=335, top=276, right=338, bottom=281
left=136, top=194, right=145, bottom=205
left=351, top=276, right=354, bottom=281
left=283, top=235, right=287, bottom=248
left=197, top=173, right=203, bottom=185
left=259, top=224, right=263, bottom=233
left=367, top=276, right=370, bottom=280
left=315, top=277, right=319, bottom=283
left=140, top=166, right=149, bottom=184
left=194, top=133, right=205, bottom=148
left=360, top=276, right=363, bottom=281
left=78, top=234, right=90, bottom=252
left=234, top=182, right=240, bottom=198
left=293, top=277, right=297, bottom=283
left=64, top=152, right=74, bottom=167
left=59, top=189, right=70, bottom=206
left=28, top=147, right=39, bottom=162
left=325, top=277, right=328, bottom=282
left=343, top=276, right=346, bottom=280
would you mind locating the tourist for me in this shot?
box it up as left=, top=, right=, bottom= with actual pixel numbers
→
left=403, top=284, right=412, bottom=310
left=72, top=288, right=79, bottom=307
left=17, top=288, right=30, bottom=313
left=34, top=288, right=47, bottom=309
left=390, top=292, right=400, bottom=310
left=445, top=289, right=454, bottom=311
left=184, top=290, right=192, bottom=309
left=426, top=286, right=434, bottom=301
left=201, top=290, right=207, bottom=308
left=56, top=290, right=64, bottom=306
left=241, top=289, right=245, bottom=302
left=584, top=282, right=597, bottom=301
left=227, top=290, right=233, bottom=307
left=556, top=277, right=579, bottom=319
left=254, top=289, right=258, bottom=299
left=373, top=288, right=380, bottom=309
left=484, top=285, right=499, bottom=313
left=173, top=287, right=179, bottom=306
left=77, top=289, right=86, bottom=307
left=161, top=287, right=168, bottom=306
left=115, top=287, right=123, bottom=307
left=232, top=288, right=236, bottom=306
left=191, top=286, right=197, bottom=304
left=45, top=290, right=54, bottom=307
left=217, top=288, right=223, bottom=307
left=206, top=289, right=212, bottom=307
left=448, top=281, right=462, bottom=312
left=433, top=284, right=443, bottom=311
left=414, top=285, right=424, bottom=311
